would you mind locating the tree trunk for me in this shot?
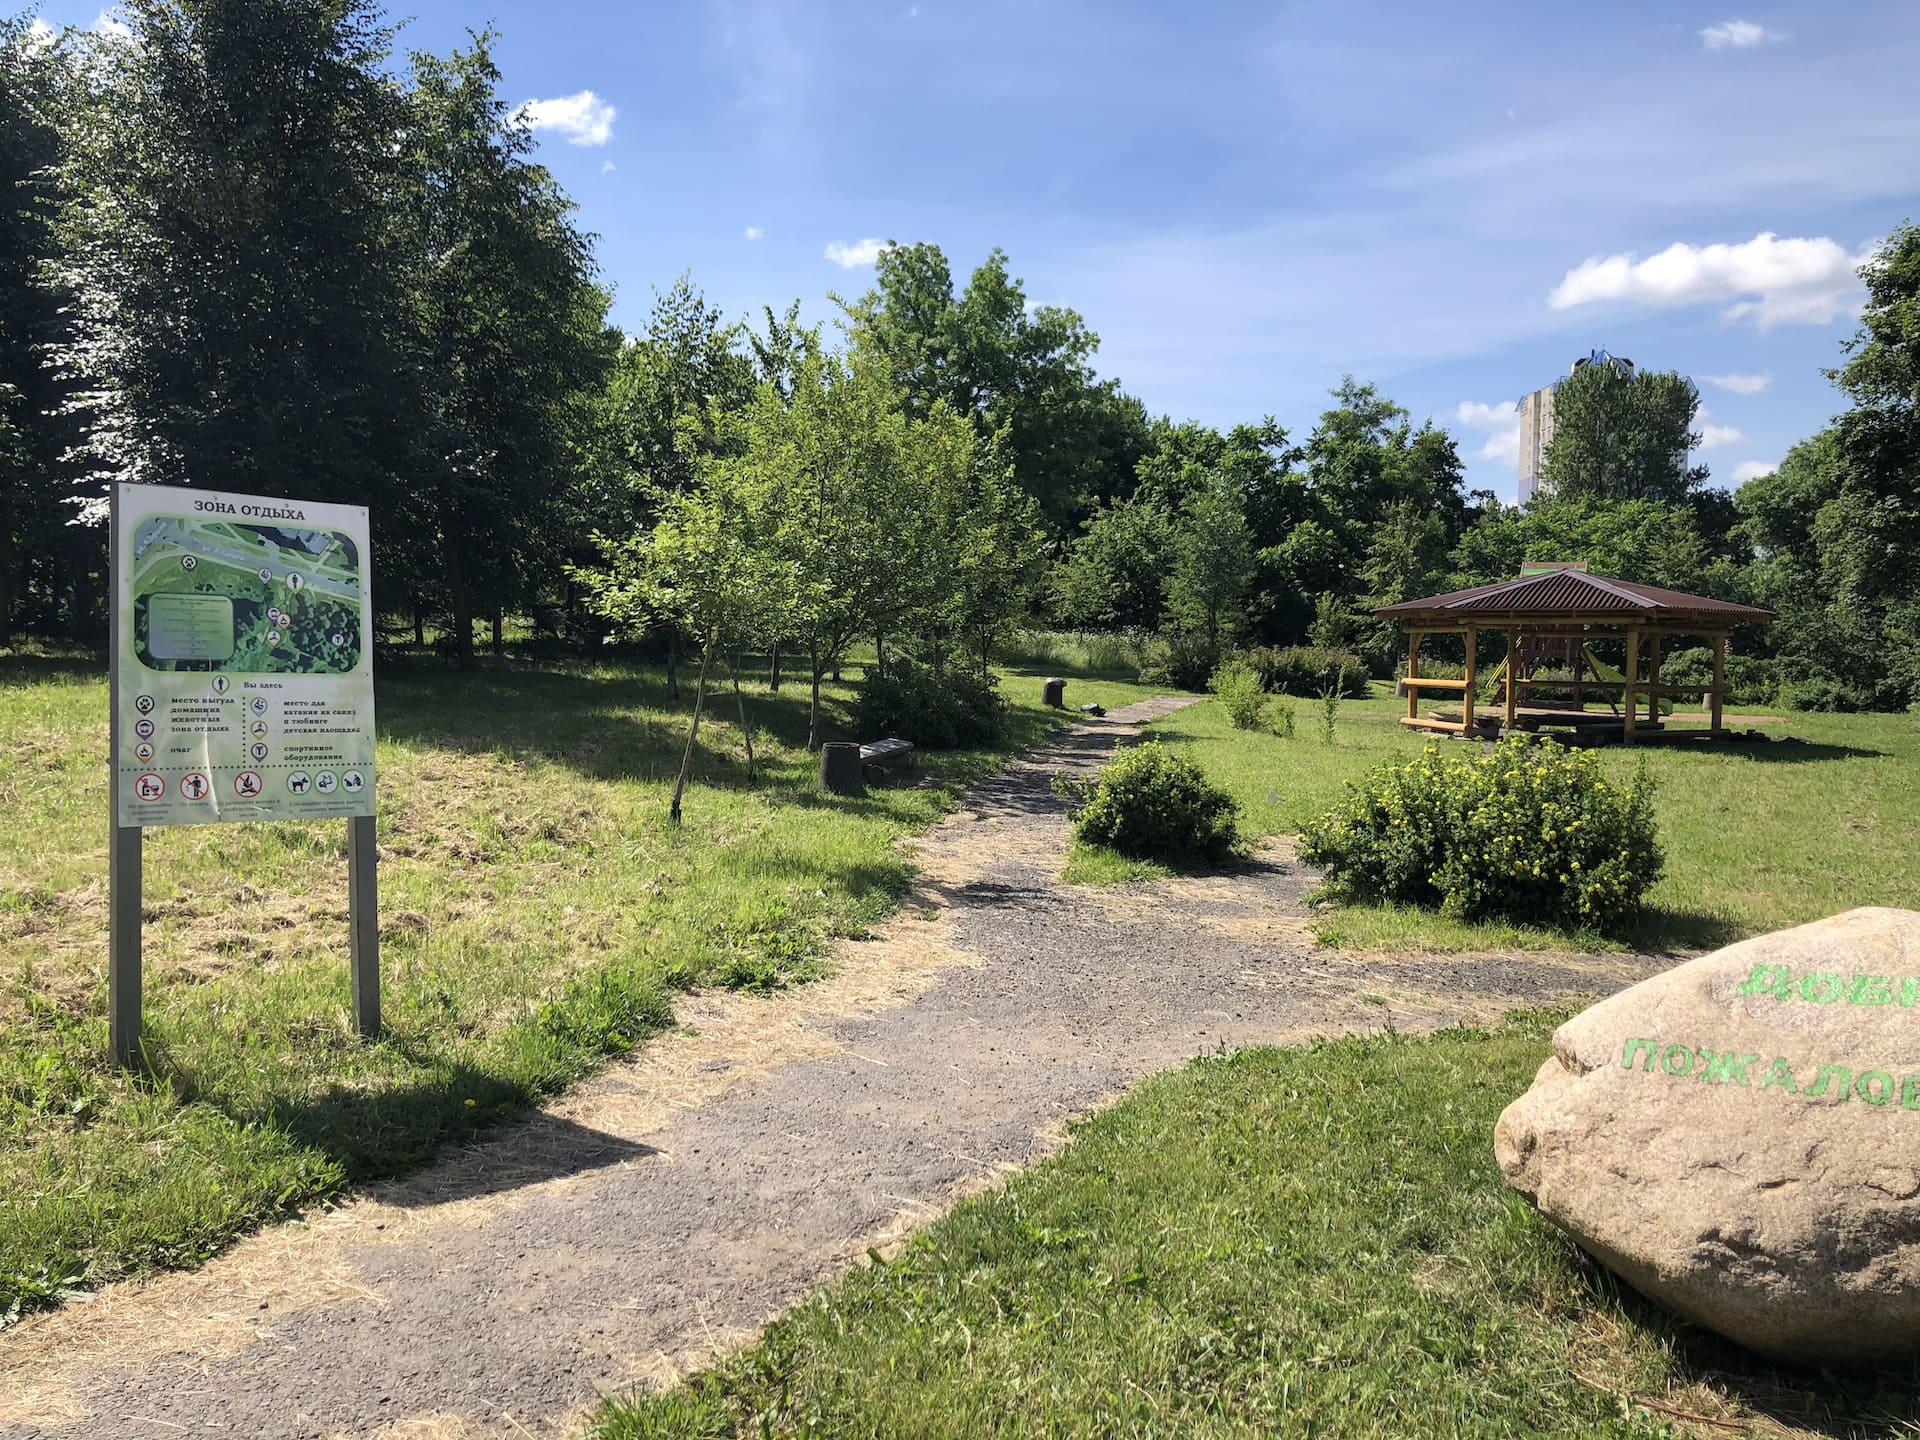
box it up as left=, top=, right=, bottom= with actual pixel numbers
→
left=414, top=606, right=425, bottom=647
left=446, top=540, right=473, bottom=669
left=733, top=654, right=757, bottom=787
left=807, top=642, right=823, bottom=751
left=669, top=629, right=718, bottom=824
left=769, top=642, right=781, bottom=692
left=491, top=607, right=503, bottom=655
left=875, top=633, right=886, bottom=680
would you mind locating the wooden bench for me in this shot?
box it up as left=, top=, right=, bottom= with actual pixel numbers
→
left=859, top=737, right=917, bottom=781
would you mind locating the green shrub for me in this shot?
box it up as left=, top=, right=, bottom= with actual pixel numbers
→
left=993, top=628, right=1070, bottom=670
left=1064, top=742, right=1239, bottom=863
left=1270, top=696, right=1296, bottom=738
left=1138, top=632, right=1221, bottom=692
left=1209, top=657, right=1268, bottom=730
left=853, top=660, right=1009, bottom=749
left=1299, top=737, right=1662, bottom=930
left=1245, top=645, right=1371, bottom=698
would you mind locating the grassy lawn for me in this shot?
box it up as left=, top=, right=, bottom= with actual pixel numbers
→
left=599, top=1017, right=1920, bottom=1440
left=1067, top=690, right=1920, bottom=955
left=0, top=649, right=1163, bottom=1319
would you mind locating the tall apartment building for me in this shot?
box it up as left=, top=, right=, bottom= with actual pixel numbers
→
left=1516, top=348, right=1634, bottom=502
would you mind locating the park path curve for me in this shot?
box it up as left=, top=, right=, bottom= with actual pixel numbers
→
left=0, top=699, right=1666, bottom=1439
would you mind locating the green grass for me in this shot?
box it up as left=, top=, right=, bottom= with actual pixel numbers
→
left=0, top=649, right=1164, bottom=1319
left=1069, top=690, right=1920, bottom=955
left=599, top=1016, right=1920, bottom=1439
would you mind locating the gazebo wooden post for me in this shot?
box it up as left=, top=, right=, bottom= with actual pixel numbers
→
left=1623, top=627, right=1640, bottom=745
left=1461, top=628, right=1477, bottom=733
left=1711, top=632, right=1727, bottom=735
left=1406, top=630, right=1422, bottom=724
left=1648, top=634, right=1663, bottom=728
left=1503, top=626, right=1518, bottom=730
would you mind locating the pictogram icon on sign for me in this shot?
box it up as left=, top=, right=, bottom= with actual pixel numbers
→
left=179, top=772, right=211, bottom=802
left=234, top=771, right=263, bottom=798
left=315, top=772, right=337, bottom=794
left=250, top=719, right=268, bottom=738
left=134, top=741, right=154, bottom=762
left=134, top=694, right=155, bottom=715
left=180, top=555, right=197, bottom=572
left=135, top=718, right=155, bottom=740
left=134, top=773, right=165, bottom=801
left=287, top=772, right=311, bottom=794
left=212, top=675, right=230, bottom=694
left=258, top=567, right=271, bottom=582
left=250, top=696, right=268, bottom=716
left=341, top=770, right=365, bottom=793
left=249, top=742, right=269, bottom=762
left=286, top=573, right=303, bottom=591
left=266, top=629, right=281, bottom=646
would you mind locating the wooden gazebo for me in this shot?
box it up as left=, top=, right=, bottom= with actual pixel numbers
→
left=1376, top=563, right=1772, bottom=745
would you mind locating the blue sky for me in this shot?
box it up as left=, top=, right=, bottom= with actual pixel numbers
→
left=40, top=1, right=1920, bottom=502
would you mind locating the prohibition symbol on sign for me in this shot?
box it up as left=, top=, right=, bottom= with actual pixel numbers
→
left=341, top=770, right=365, bottom=793
left=179, top=772, right=211, bottom=802
left=134, top=773, right=165, bottom=801
left=287, top=772, right=311, bottom=795
left=234, top=771, right=263, bottom=799
left=315, top=771, right=338, bottom=794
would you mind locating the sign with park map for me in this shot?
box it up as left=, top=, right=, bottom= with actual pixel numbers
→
left=113, top=483, right=376, bottom=828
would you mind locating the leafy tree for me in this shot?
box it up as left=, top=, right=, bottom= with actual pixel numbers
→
left=400, top=34, right=611, bottom=666
left=1822, top=221, right=1920, bottom=704
left=1539, top=363, right=1708, bottom=503
left=842, top=242, right=1148, bottom=528
left=50, top=0, right=414, bottom=512
left=1053, top=495, right=1174, bottom=633
left=1, top=13, right=89, bottom=644
left=1164, top=473, right=1255, bottom=649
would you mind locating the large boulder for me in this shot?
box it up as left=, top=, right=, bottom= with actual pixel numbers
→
left=1495, top=907, right=1920, bottom=1367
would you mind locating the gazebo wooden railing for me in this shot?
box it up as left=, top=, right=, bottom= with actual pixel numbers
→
left=1376, top=564, right=1773, bottom=745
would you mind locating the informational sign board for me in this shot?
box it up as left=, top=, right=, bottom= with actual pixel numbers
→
left=112, top=483, right=375, bottom=828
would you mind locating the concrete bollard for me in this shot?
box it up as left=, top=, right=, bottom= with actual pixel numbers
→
left=819, top=741, right=864, bottom=795
left=1042, top=676, right=1067, bottom=708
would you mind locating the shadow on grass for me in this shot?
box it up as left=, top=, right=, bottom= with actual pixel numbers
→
left=1720, top=736, right=1888, bottom=763
left=0, top=652, right=103, bottom=686
left=1569, top=1252, right=1920, bottom=1439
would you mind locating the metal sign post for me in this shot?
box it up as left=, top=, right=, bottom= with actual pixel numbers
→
left=107, top=481, right=380, bottom=1067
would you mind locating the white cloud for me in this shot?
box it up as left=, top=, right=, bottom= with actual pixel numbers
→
left=518, top=90, right=616, bottom=147
left=824, top=237, right=889, bottom=268
left=601, top=160, right=616, bottom=174
left=1695, top=407, right=1744, bottom=449
left=92, top=7, right=130, bottom=39
left=743, top=225, right=764, bottom=241
left=23, top=16, right=57, bottom=49
left=1455, top=399, right=1521, bottom=464
left=1734, top=460, right=1777, bottom=482
left=1702, top=371, right=1770, bottom=394
left=1700, top=19, right=1782, bottom=50
left=1548, top=232, right=1867, bottom=328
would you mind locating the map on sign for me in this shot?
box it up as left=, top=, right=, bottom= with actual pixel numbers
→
left=132, top=516, right=363, bottom=674
left=114, top=484, right=376, bottom=829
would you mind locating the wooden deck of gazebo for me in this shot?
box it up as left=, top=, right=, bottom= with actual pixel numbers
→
left=1375, top=563, right=1773, bottom=745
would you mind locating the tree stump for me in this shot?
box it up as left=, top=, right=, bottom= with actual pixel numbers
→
left=1042, top=676, right=1067, bottom=708
left=819, top=742, right=864, bottom=795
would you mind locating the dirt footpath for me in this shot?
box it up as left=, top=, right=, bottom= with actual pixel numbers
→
left=0, top=700, right=1666, bottom=1439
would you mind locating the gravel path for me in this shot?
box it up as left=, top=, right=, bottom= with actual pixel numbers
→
left=0, top=700, right=1667, bottom=1439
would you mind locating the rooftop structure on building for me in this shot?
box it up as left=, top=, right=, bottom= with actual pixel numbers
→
left=1517, top=348, right=1635, bottom=502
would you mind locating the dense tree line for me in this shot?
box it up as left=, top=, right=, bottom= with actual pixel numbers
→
left=2, top=5, right=1916, bottom=712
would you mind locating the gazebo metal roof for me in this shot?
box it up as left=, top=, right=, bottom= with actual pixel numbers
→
left=1376, top=568, right=1772, bottom=626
